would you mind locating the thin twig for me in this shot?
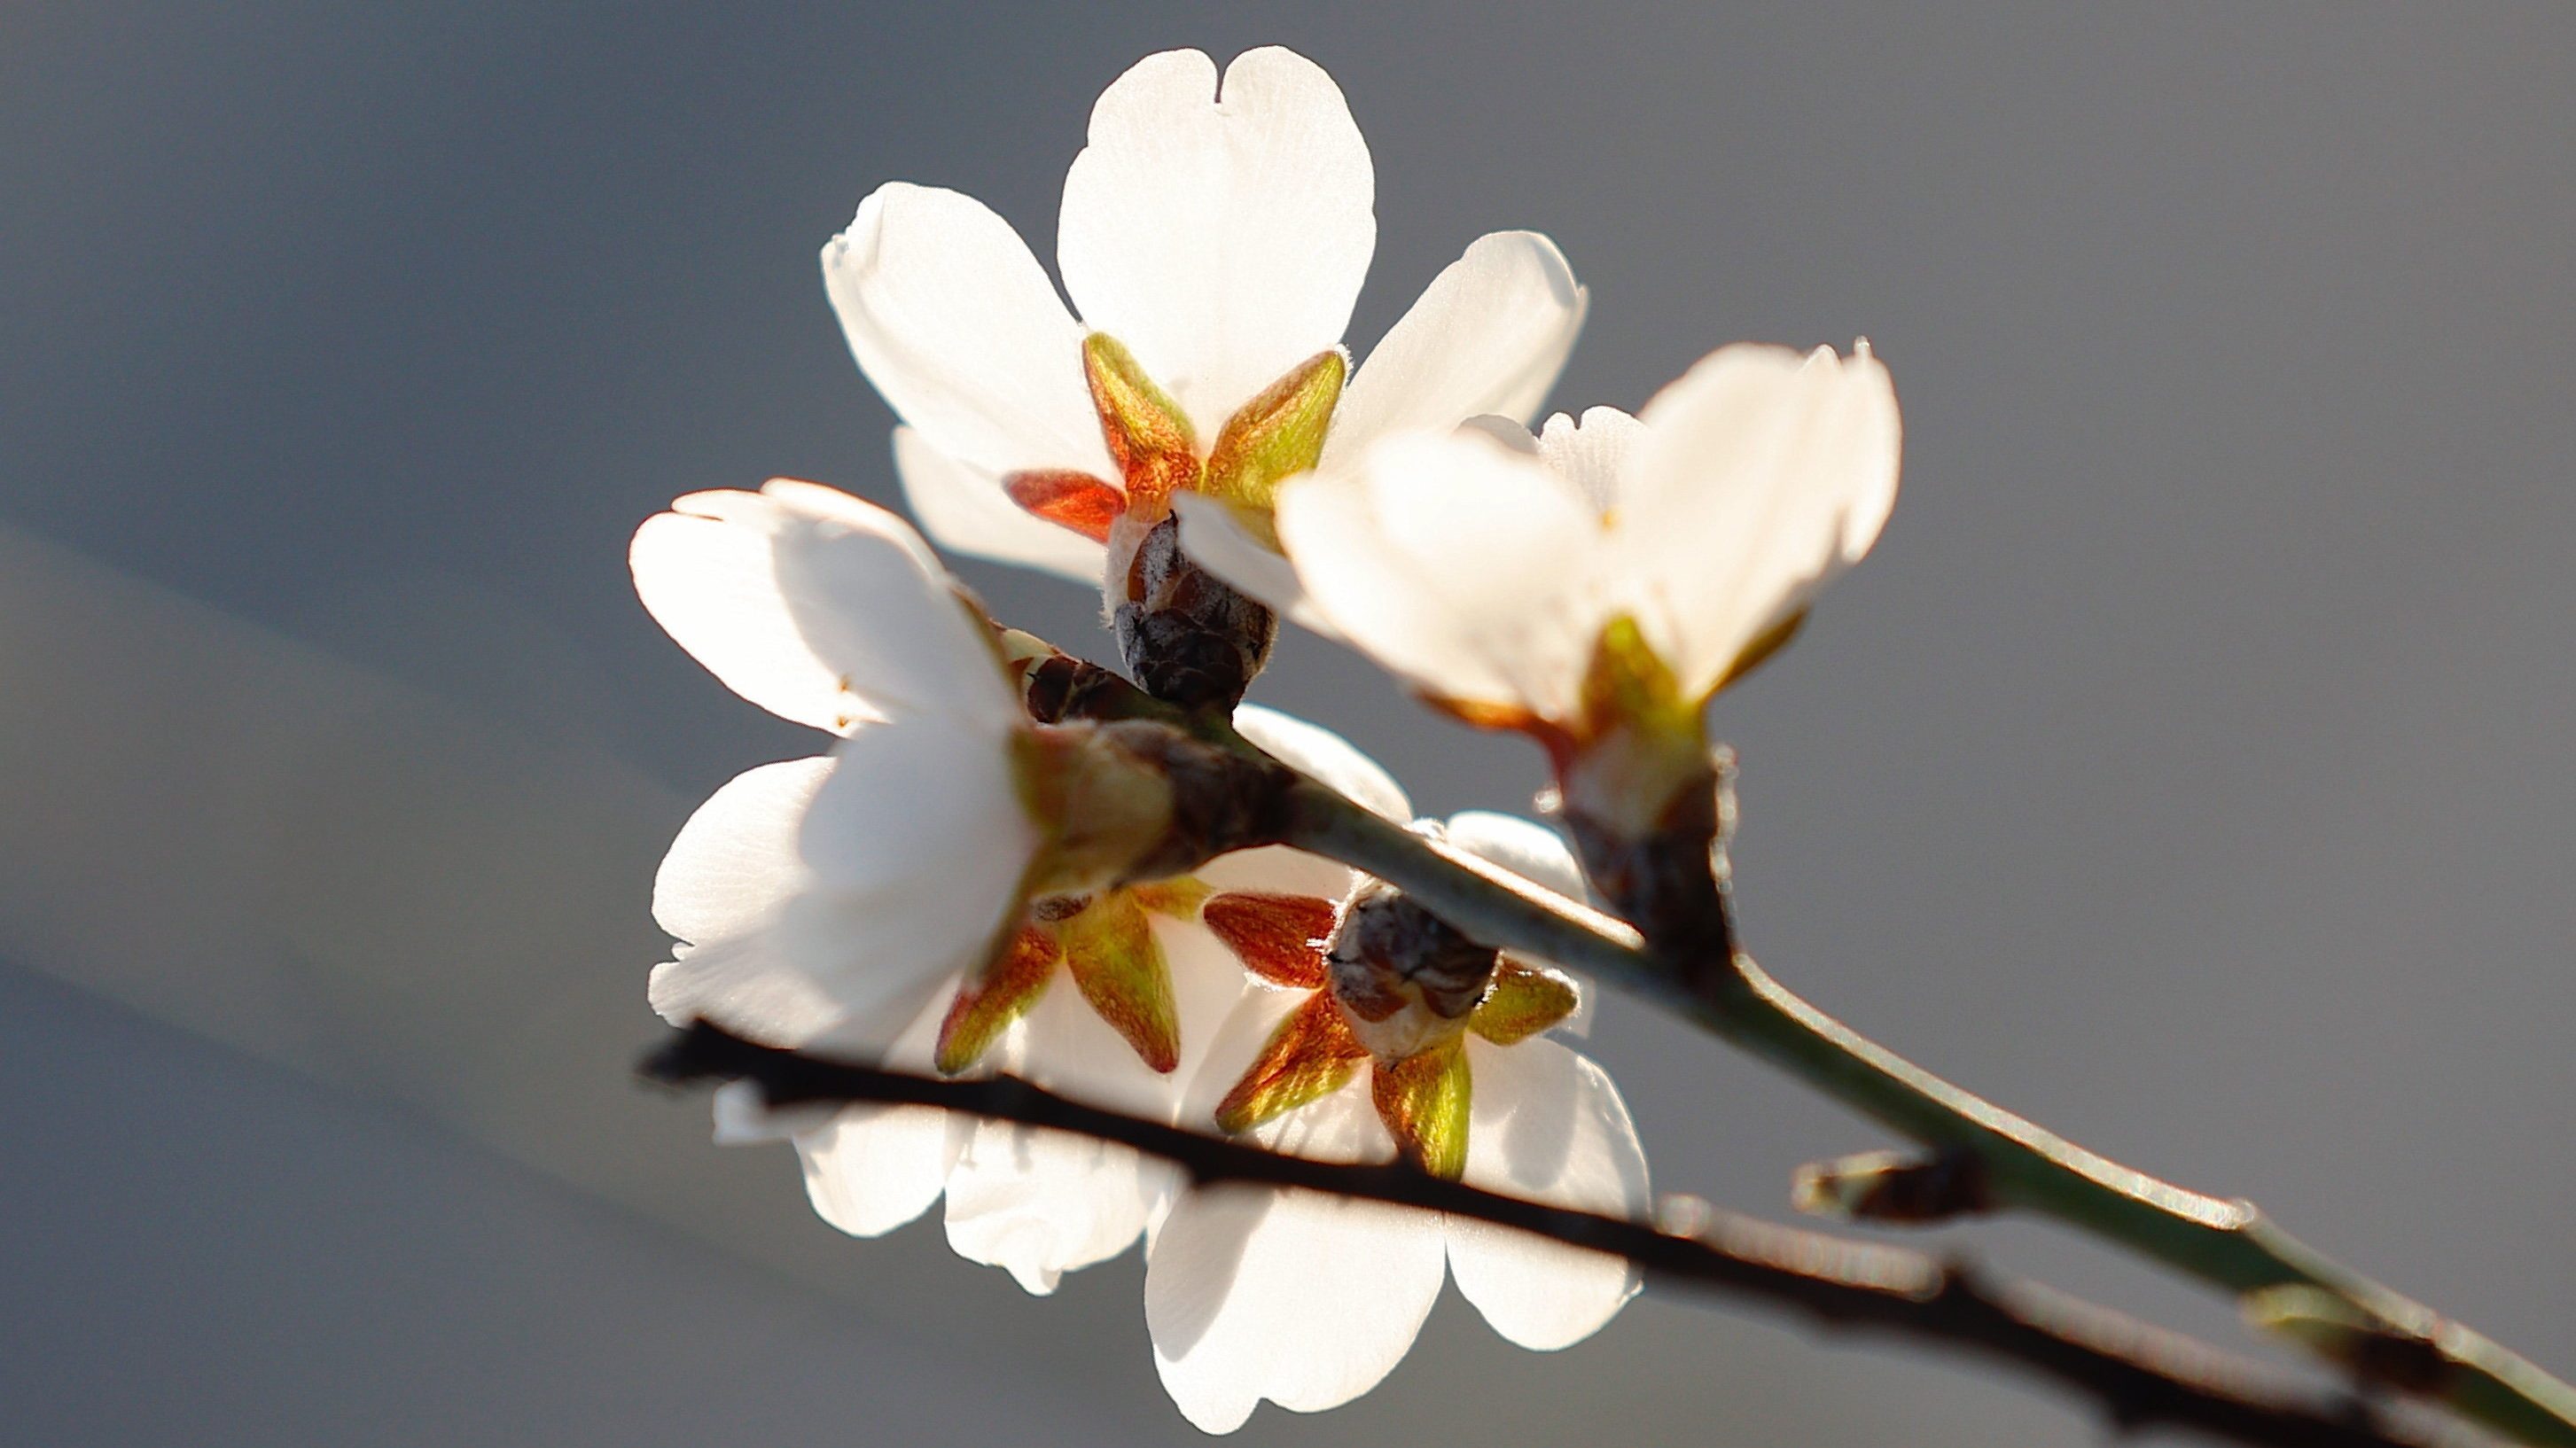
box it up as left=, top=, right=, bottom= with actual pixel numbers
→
left=1013, top=639, right=2576, bottom=1446
left=644, top=1020, right=2451, bottom=1448
left=1281, top=777, right=2576, bottom=1448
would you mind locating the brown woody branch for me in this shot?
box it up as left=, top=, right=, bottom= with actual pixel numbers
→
left=644, top=1020, right=2451, bottom=1448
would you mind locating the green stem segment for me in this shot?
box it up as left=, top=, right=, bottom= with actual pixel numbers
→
left=1279, top=777, right=2576, bottom=1448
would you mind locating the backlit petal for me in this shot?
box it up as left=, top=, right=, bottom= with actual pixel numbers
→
left=1534, top=406, right=1646, bottom=516
left=1619, top=342, right=1901, bottom=700
left=763, top=484, right=1024, bottom=728
left=945, top=971, right=1178, bottom=1293
left=1233, top=705, right=1409, bottom=821
left=1146, top=1085, right=1442, bottom=1432
left=1058, top=48, right=1374, bottom=429
left=1446, top=1036, right=1649, bottom=1351
left=797, top=984, right=969, bottom=1237
left=822, top=183, right=1106, bottom=478
left=1322, top=232, right=1586, bottom=470
left=1440, top=809, right=1588, bottom=906
left=631, top=491, right=852, bottom=732
left=1277, top=431, right=1600, bottom=719
left=1170, top=492, right=1334, bottom=634
left=652, top=757, right=834, bottom=948
left=894, top=427, right=1106, bottom=586
left=770, top=720, right=1034, bottom=1023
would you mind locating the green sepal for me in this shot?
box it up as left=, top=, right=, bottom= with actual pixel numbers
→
left=1214, top=993, right=1367, bottom=1133
left=1467, top=959, right=1582, bottom=1046
left=1199, top=349, right=1346, bottom=520
left=1579, top=612, right=1696, bottom=738
left=1058, top=889, right=1182, bottom=1073
left=1082, top=333, right=1199, bottom=515
left=1371, top=1038, right=1472, bottom=1180
left=935, top=924, right=1060, bottom=1075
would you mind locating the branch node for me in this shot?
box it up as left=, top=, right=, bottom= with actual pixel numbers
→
left=1792, top=1146, right=1995, bottom=1224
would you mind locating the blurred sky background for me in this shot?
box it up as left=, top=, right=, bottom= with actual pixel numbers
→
left=4, top=4, right=2573, bottom=1444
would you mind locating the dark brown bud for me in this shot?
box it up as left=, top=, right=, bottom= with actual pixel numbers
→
left=1791, top=1147, right=1994, bottom=1224
left=1114, top=513, right=1277, bottom=712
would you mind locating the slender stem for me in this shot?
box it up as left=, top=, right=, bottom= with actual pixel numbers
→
left=645, top=1021, right=2444, bottom=1448
left=1279, top=777, right=2576, bottom=1448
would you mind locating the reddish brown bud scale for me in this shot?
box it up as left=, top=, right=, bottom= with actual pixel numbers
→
left=1202, top=891, right=1337, bottom=988
left=1003, top=471, right=1127, bottom=544
left=1082, top=333, right=1199, bottom=518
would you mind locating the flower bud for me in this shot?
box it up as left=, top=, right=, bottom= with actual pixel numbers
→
left=1790, top=1148, right=1993, bottom=1223
left=1113, top=512, right=1279, bottom=711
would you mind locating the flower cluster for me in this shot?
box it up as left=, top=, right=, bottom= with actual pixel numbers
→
left=637, top=44, right=1898, bottom=1433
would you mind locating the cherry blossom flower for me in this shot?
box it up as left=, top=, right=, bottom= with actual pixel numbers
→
left=823, top=46, right=1587, bottom=658
left=635, top=480, right=1419, bottom=1289
left=1147, top=811, right=1650, bottom=1433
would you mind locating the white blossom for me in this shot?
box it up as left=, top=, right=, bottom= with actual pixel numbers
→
left=822, top=46, right=1587, bottom=600
left=1198, top=342, right=1902, bottom=729
left=636, top=485, right=1422, bottom=1293
left=1145, top=811, right=1650, bottom=1433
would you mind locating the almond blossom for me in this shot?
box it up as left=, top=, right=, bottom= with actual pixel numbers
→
left=1188, top=342, right=1899, bottom=930
left=634, top=479, right=1420, bottom=1289
left=824, top=45, right=1587, bottom=698
left=1147, top=811, right=1651, bottom=1433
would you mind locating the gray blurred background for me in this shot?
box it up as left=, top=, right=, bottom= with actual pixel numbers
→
left=4, top=4, right=2572, bottom=1444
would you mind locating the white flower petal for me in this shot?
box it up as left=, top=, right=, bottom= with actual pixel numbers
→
left=1058, top=47, right=1374, bottom=428
left=800, top=1099, right=968, bottom=1237
left=631, top=491, right=854, bottom=732
left=652, top=758, right=835, bottom=946
left=1192, top=843, right=1354, bottom=908
left=647, top=931, right=844, bottom=1046
left=1278, top=431, right=1602, bottom=718
left=945, top=982, right=1175, bottom=1294
left=1321, top=231, right=1587, bottom=470
left=764, top=484, right=1024, bottom=727
left=1447, top=1036, right=1648, bottom=1351
left=1620, top=342, right=1901, bottom=698
left=792, top=983, right=969, bottom=1237
left=1169, top=493, right=1337, bottom=634
left=1534, top=406, right=1646, bottom=516
left=1440, top=809, right=1588, bottom=906
left=1146, top=1086, right=1445, bottom=1433
left=1232, top=705, right=1409, bottom=821
left=822, top=183, right=1107, bottom=478
left=894, top=427, right=1106, bottom=587
left=791, top=719, right=1034, bottom=998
